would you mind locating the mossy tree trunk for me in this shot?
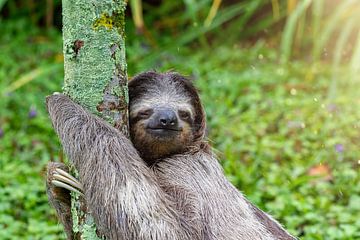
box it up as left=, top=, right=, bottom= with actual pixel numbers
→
left=61, top=0, right=128, bottom=238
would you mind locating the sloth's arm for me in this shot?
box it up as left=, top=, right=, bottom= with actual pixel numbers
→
left=46, top=94, right=191, bottom=240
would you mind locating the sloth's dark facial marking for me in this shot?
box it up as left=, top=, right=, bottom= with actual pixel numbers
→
left=145, top=107, right=183, bottom=136
left=128, top=72, right=203, bottom=164
left=135, top=106, right=193, bottom=137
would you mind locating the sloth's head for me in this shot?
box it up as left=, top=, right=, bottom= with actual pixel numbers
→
left=128, top=71, right=206, bottom=164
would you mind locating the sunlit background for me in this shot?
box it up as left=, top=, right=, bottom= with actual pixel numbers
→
left=0, top=0, right=359, bottom=239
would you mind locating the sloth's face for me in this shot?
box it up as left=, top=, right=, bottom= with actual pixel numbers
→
left=129, top=81, right=195, bottom=163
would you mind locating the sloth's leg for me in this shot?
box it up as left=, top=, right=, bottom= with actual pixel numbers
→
left=46, top=162, right=77, bottom=240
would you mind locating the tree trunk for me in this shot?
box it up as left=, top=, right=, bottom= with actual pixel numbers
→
left=61, top=0, right=128, bottom=238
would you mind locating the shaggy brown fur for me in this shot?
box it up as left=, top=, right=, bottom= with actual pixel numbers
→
left=46, top=72, right=296, bottom=240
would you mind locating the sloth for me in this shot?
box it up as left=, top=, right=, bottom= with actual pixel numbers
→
left=46, top=71, right=296, bottom=240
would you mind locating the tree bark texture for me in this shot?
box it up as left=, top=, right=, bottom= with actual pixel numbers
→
left=61, top=0, right=128, bottom=238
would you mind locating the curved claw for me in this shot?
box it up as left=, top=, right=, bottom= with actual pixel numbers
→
left=54, top=168, right=83, bottom=190
left=52, top=180, right=83, bottom=196
left=51, top=167, right=84, bottom=196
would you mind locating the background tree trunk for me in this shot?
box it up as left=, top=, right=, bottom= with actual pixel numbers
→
left=61, top=0, right=128, bottom=238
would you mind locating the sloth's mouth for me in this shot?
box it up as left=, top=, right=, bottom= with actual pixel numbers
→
left=147, top=127, right=182, bottom=132
left=146, top=127, right=182, bottom=137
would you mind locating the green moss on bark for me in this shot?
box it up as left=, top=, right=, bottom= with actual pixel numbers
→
left=62, top=0, right=128, bottom=122
left=62, top=0, right=128, bottom=238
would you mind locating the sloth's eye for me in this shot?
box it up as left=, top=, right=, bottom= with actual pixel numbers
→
left=138, top=109, right=153, bottom=118
left=178, top=110, right=191, bottom=120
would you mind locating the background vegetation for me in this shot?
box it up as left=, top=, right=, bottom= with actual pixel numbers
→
left=0, top=0, right=359, bottom=239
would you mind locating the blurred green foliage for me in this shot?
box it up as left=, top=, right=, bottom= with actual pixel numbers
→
left=0, top=19, right=65, bottom=239
left=1, top=0, right=360, bottom=239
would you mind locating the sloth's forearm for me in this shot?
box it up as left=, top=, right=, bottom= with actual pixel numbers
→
left=46, top=94, right=150, bottom=174
left=46, top=94, right=190, bottom=239
left=46, top=94, right=117, bottom=165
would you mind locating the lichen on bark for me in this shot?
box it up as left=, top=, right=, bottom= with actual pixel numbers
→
left=61, top=0, right=128, bottom=238
left=62, top=0, right=128, bottom=128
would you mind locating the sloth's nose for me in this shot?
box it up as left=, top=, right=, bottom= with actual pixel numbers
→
left=157, top=109, right=178, bottom=128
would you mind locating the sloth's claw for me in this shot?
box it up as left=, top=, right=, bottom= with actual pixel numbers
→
left=52, top=167, right=84, bottom=195
left=52, top=180, right=83, bottom=196
left=54, top=168, right=83, bottom=190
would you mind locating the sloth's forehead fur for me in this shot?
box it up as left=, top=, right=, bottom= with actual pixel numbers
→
left=129, top=74, right=194, bottom=116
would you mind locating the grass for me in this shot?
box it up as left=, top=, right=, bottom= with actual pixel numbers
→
left=0, top=19, right=360, bottom=239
